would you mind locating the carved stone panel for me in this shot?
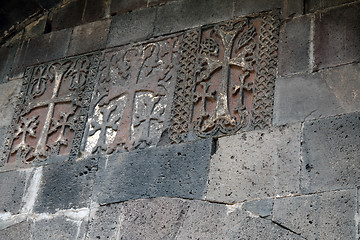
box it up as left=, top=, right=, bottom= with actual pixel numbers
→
left=83, top=36, right=181, bottom=155
left=170, top=11, right=280, bottom=142
left=1, top=53, right=101, bottom=166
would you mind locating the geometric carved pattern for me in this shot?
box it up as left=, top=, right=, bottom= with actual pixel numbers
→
left=83, top=36, right=181, bottom=155
left=1, top=53, right=101, bottom=165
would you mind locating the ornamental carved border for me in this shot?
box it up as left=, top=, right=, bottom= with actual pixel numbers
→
left=0, top=53, right=101, bottom=166
left=170, top=10, right=280, bottom=142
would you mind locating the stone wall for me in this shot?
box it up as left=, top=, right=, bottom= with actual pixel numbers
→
left=0, top=0, right=359, bottom=239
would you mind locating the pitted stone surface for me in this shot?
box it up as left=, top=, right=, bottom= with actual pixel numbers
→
left=300, top=112, right=360, bottom=194
left=273, top=189, right=356, bottom=240
left=93, top=139, right=213, bottom=204
left=206, top=124, right=301, bottom=203
left=274, top=63, right=360, bottom=124
left=242, top=198, right=273, bottom=218
left=34, top=157, right=98, bottom=213
left=0, top=44, right=18, bottom=83
left=234, top=0, right=282, bottom=17
left=0, top=79, right=22, bottom=128
left=0, top=220, right=31, bottom=240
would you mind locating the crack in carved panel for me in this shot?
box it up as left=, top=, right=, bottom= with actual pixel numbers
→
left=83, top=36, right=181, bottom=154
left=1, top=53, right=101, bottom=165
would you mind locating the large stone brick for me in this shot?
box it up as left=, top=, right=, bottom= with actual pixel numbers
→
left=50, top=0, right=86, bottom=31
left=273, top=189, right=357, bottom=239
left=305, top=0, right=357, bottom=12
left=206, top=124, right=301, bottom=203
left=0, top=220, right=31, bottom=240
left=0, top=79, right=22, bottom=128
left=82, top=0, right=108, bottom=23
left=282, top=0, right=304, bottom=18
left=300, top=112, right=360, bottom=194
left=68, top=20, right=111, bottom=56
left=110, top=0, right=147, bottom=15
left=0, top=44, right=18, bottom=83
left=107, top=8, right=156, bottom=48
left=274, top=63, right=360, bottom=124
left=278, top=15, right=311, bottom=75
left=154, top=0, right=233, bottom=36
left=93, top=139, right=213, bottom=204
left=24, top=14, right=47, bottom=39
left=234, top=0, right=282, bottom=17
left=314, top=2, right=360, bottom=70
left=34, top=157, right=98, bottom=213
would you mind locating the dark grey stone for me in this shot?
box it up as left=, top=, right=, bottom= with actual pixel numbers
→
left=305, top=0, right=357, bottom=12
left=0, top=169, right=30, bottom=214
left=314, top=2, right=360, bottom=70
left=110, top=0, right=148, bottom=15
left=0, top=220, right=31, bottom=240
left=300, top=112, right=360, bottom=194
left=274, top=63, right=360, bottom=124
left=50, top=0, right=86, bottom=31
left=0, top=79, right=22, bottom=128
left=68, top=20, right=111, bottom=56
left=234, top=0, right=282, bottom=17
left=282, top=0, right=304, bottom=18
left=34, top=157, right=98, bottom=213
left=278, top=15, right=310, bottom=75
left=154, top=0, right=233, bottom=37
left=0, top=43, right=18, bottom=83
left=273, top=190, right=357, bottom=239
left=94, top=139, right=213, bottom=204
left=242, top=198, right=274, bottom=218
left=107, top=7, right=156, bottom=48
left=24, top=14, right=47, bottom=39
left=82, top=0, right=108, bottom=23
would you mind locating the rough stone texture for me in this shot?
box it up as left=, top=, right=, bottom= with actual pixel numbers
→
left=148, top=0, right=174, bottom=7
left=110, top=0, right=148, bottom=15
left=107, top=7, right=156, bottom=47
left=86, top=203, right=123, bottom=240
left=94, top=139, right=213, bottom=204
left=0, top=44, right=18, bottom=83
left=300, top=112, right=360, bottom=194
left=34, top=157, right=98, bottom=213
left=274, top=63, right=360, bottom=124
left=0, top=220, right=32, bottom=240
left=234, top=0, right=282, bottom=17
left=314, top=2, right=360, bottom=70
left=118, top=198, right=190, bottom=239
left=32, top=215, right=86, bottom=240
left=82, top=0, right=108, bottom=23
left=279, top=15, right=310, bottom=75
left=68, top=19, right=110, bottom=56
left=206, top=124, right=301, bottom=203
left=0, top=169, right=30, bottom=214
left=282, top=0, right=304, bottom=18
left=176, top=200, right=303, bottom=239
left=305, top=0, right=358, bottom=12
left=154, top=0, right=233, bottom=36
left=242, top=198, right=274, bottom=218
left=24, top=14, right=47, bottom=39
left=0, top=79, right=22, bottom=128
left=273, top=189, right=357, bottom=240
left=50, top=0, right=86, bottom=31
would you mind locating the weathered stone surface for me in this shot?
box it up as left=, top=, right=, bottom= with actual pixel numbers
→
left=154, top=0, right=233, bottom=36
left=274, top=63, right=360, bottom=124
left=33, top=215, right=86, bottom=240
left=314, top=2, right=360, bottom=70
left=273, top=189, right=357, bottom=239
left=234, top=0, right=282, bottom=17
left=242, top=198, right=273, bottom=218
left=148, top=0, right=173, bottom=7
left=0, top=220, right=31, bottom=240
left=206, top=124, right=301, bottom=203
left=0, top=79, right=22, bottom=128
left=34, top=157, right=98, bottom=213
left=176, top=200, right=303, bottom=239
left=305, top=0, right=357, bottom=12
left=68, top=20, right=110, bottom=56
left=107, top=8, right=156, bottom=48
left=300, top=112, right=360, bottom=194
left=50, top=0, right=86, bottom=31
left=82, top=0, right=108, bottom=23
left=110, top=0, right=147, bottom=15
left=93, top=139, right=213, bottom=204
left=0, top=44, right=18, bottom=83
left=282, top=0, right=304, bottom=18
left=279, top=15, right=310, bottom=75
left=118, top=198, right=190, bottom=239
left=24, top=14, right=47, bottom=39
left=0, top=169, right=31, bottom=214
left=86, top=203, right=123, bottom=240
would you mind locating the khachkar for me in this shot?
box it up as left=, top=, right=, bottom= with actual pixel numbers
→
left=170, top=10, right=280, bottom=142
left=0, top=53, right=101, bottom=166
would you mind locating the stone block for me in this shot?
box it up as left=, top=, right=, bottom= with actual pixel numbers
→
left=206, top=124, right=301, bottom=203
left=274, top=63, right=360, bottom=124
left=107, top=7, right=156, bottom=47
left=0, top=79, right=22, bottom=128
left=0, top=169, right=31, bottom=214
left=314, top=2, right=360, bottom=70
left=82, top=0, right=108, bottom=23
left=50, top=0, right=86, bottom=31
left=0, top=220, right=31, bottom=240
left=38, top=0, right=63, bottom=10
left=242, top=198, right=273, bottom=218
left=234, top=0, right=282, bottom=17
left=282, top=0, right=304, bottom=18
left=33, top=215, right=87, bottom=240
left=300, top=112, right=360, bottom=194
left=148, top=0, right=173, bottom=7
left=154, top=0, right=233, bottom=36
left=279, top=15, right=310, bottom=75
left=0, top=44, right=18, bottom=83
left=175, top=200, right=303, bottom=239
left=305, top=0, right=357, bottom=12
left=273, top=189, right=357, bottom=239
left=117, top=198, right=190, bottom=239
left=110, top=0, right=147, bottom=15
left=68, top=20, right=110, bottom=56
left=34, top=157, right=98, bottom=213
left=93, top=139, right=213, bottom=204
left=24, top=14, right=47, bottom=39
